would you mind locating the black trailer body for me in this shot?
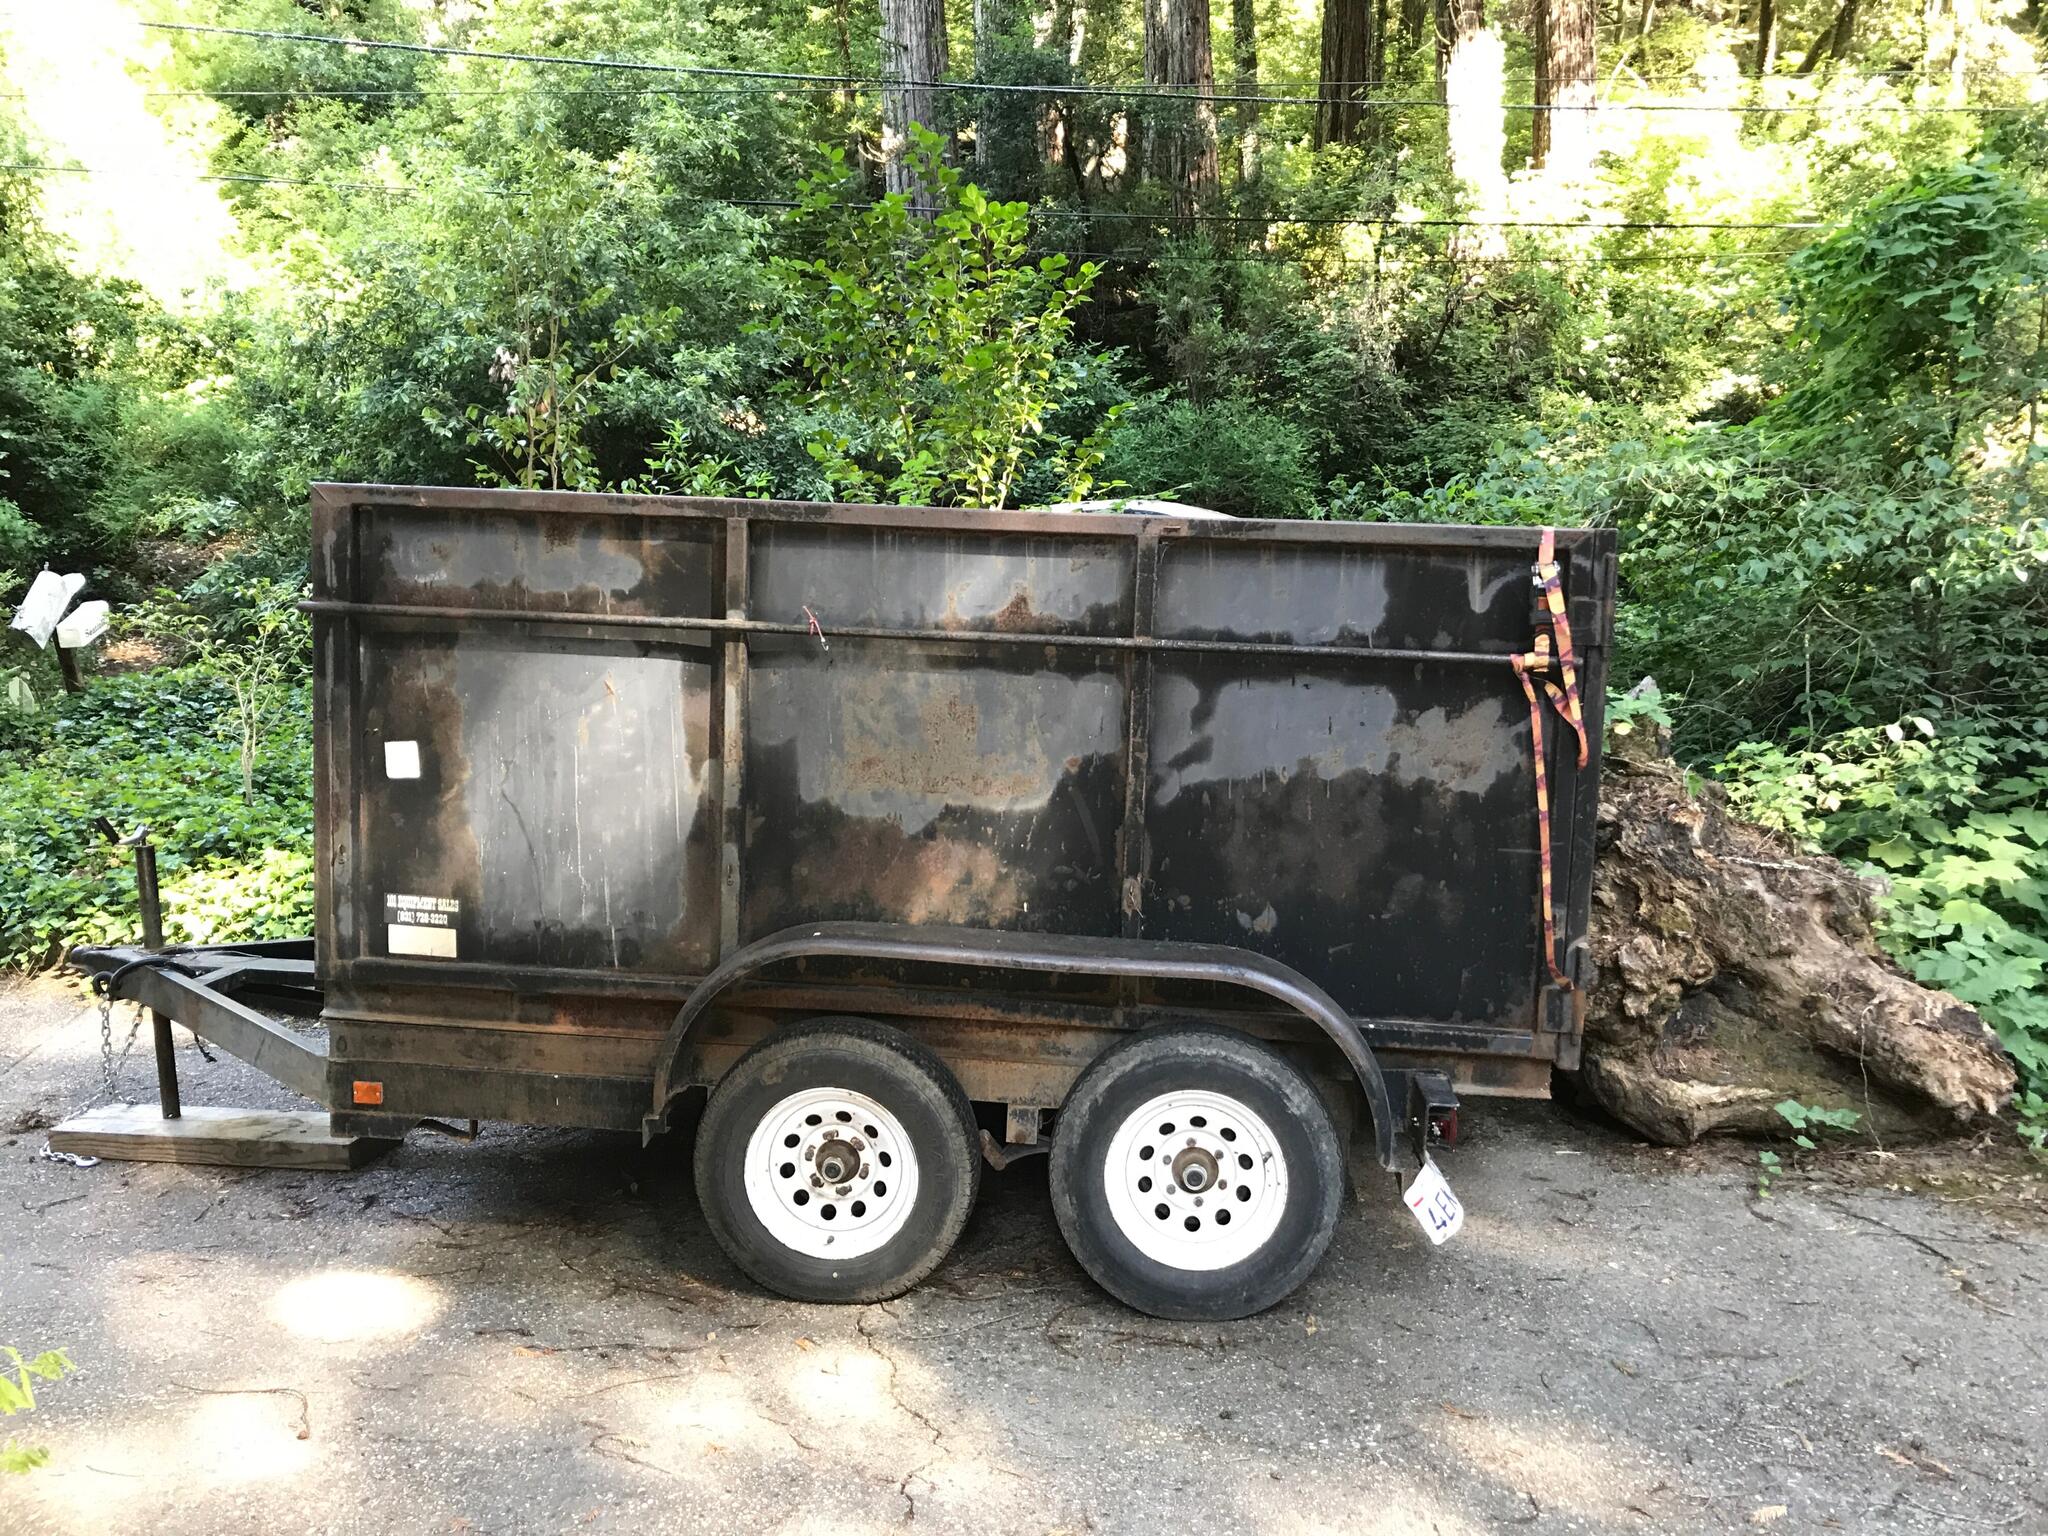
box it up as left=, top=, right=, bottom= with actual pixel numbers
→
left=75, top=484, right=1615, bottom=1317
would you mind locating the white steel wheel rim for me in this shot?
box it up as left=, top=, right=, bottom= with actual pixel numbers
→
left=1102, top=1088, right=1288, bottom=1271
left=742, top=1087, right=922, bottom=1261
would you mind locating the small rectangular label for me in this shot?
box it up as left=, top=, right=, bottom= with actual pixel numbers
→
left=383, top=894, right=459, bottom=959
left=384, top=739, right=421, bottom=779
left=1403, top=1157, right=1465, bottom=1246
left=387, top=923, right=458, bottom=958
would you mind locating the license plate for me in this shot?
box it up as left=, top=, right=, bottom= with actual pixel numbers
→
left=1403, top=1157, right=1465, bottom=1245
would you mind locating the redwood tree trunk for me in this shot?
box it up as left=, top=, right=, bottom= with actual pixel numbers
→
left=882, top=0, right=952, bottom=206
left=974, top=0, right=999, bottom=167
left=1143, top=0, right=1220, bottom=220
left=1532, top=0, right=1596, bottom=173
left=1317, top=0, right=1376, bottom=147
left=1796, top=0, right=1858, bottom=73
left=1232, top=0, right=1261, bottom=182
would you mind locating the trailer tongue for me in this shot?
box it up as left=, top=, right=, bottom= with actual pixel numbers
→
left=65, top=486, right=1613, bottom=1319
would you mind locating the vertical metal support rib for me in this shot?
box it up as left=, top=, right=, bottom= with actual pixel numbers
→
left=718, top=518, right=751, bottom=959
left=309, top=485, right=359, bottom=976
left=1551, top=538, right=1614, bottom=1065
left=1119, top=534, right=1162, bottom=943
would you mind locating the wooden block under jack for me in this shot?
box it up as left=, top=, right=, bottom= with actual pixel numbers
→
left=47, top=1103, right=399, bottom=1170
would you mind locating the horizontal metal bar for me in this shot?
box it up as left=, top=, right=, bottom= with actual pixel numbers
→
left=298, top=599, right=1532, bottom=666
left=333, top=483, right=1609, bottom=553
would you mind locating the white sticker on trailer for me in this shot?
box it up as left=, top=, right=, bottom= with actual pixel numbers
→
left=384, top=739, right=422, bottom=779
left=383, top=893, right=459, bottom=958
left=387, top=923, right=458, bottom=958
left=1403, top=1156, right=1465, bottom=1245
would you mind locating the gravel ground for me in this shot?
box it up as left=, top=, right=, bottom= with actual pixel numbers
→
left=3, top=978, right=2044, bottom=1536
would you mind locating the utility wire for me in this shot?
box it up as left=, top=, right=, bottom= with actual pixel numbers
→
left=137, top=21, right=2047, bottom=114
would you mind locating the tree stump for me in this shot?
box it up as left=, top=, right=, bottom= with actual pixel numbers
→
left=1574, top=728, right=2016, bottom=1145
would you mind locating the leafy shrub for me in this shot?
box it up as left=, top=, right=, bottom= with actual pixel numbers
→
left=1, top=1346, right=74, bottom=1475
left=0, top=668, right=313, bottom=968
left=1099, top=395, right=1316, bottom=516
left=1719, top=718, right=2048, bottom=1144
left=760, top=129, right=1106, bottom=508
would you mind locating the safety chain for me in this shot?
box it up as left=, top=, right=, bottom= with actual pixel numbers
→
left=38, top=955, right=193, bottom=1166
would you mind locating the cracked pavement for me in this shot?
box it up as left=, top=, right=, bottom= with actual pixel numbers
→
left=4, top=979, right=2045, bottom=1535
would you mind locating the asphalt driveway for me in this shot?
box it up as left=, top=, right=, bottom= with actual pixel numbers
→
left=3, top=980, right=2043, bottom=1535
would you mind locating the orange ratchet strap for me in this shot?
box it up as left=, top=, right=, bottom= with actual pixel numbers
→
left=1513, top=528, right=1588, bottom=992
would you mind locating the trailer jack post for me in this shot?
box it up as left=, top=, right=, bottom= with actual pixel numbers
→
left=120, top=825, right=181, bottom=1121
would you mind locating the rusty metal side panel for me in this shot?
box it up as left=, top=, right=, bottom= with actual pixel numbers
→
left=748, top=521, right=1133, bottom=636
left=1141, top=656, right=1539, bottom=1023
left=1154, top=541, right=1533, bottom=650
left=356, top=503, right=721, bottom=618
left=741, top=637, right=1128, bottom=937
left=353, top=629, right=719, bottom=973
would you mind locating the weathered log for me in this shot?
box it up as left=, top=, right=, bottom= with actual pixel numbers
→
left=1574, top=725, right=2016, bottom=1145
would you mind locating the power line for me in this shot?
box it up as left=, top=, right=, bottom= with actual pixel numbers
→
left=138, top=21, right=2047, bottom=114
left=1021, top=207, right=1832, bottom=230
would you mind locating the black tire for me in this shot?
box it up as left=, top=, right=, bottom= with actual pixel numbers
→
left=1049, top=1025, right=1344, bottom=1321
left=694, top=1018, right=979, bottom=1304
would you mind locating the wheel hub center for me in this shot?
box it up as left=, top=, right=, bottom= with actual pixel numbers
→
left=815, top=1138, right=860, bottom=1185
left=1172, top=1146, right=1220, bottom=1194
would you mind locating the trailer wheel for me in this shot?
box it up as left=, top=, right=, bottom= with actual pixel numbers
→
left=1049, top=1025, right=1343, bottom=1321
left=694, top=1018, right=979, bottom=1304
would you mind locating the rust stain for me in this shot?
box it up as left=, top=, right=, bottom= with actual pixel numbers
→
left=792, top=821, right=1026, bottom=925
left=935, top=584, right=1047, bottom=633
left=990, top=589, right=1041, bottom=633
left=826, top=677, right=1048, bottom=804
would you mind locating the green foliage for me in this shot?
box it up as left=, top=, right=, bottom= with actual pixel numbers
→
left=0, top=669, right=313, bottom=969
left=1100, top=395, right=1316, bottom=516
left=1755, top=1148, right=1783, bottom=1197
left=134, top=578, right=312, bottom=805
left=1720, top=720, right=2048, bottom=1118
left=1757, top=1100, right=1863, bottom=1193
left=1, top=1346, right=74, bottom=1476
left=761, top=129, right=1104, bottom=507
left=1764, top=156, right=2048, bottom=469
left=1773, top=1098, right=1864, bottom=1149
left=1604, top=681, right=1673, bottom=746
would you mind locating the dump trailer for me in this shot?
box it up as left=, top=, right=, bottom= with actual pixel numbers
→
left=70, top=485, right=1615, bottom=1321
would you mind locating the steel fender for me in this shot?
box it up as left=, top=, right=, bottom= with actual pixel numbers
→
left=644, top=921, right=1402, bottom=1170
